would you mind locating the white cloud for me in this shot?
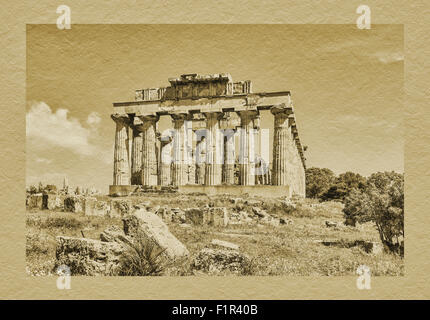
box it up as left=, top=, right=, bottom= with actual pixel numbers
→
left=35, top=157, right=52, bottom=164
left=87, top=112, right=101, bottom=126
left=375, top=51, right=404, bottom=64
left=26, top=101, right=97, bottom=156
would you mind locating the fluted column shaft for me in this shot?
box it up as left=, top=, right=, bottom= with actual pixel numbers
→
left=159, top=134, right=172, bottom=186
left=131, top=124, right=143, bottom=185
left=204, top=112, right=223, bottom=186
left=195, top=135, right=206, bottom=185
left=271, top=105, right=293, bottom=186
left=223, top=129, right=236, bottom=184
left=238, top=110, right=258, bottom=185
left=139, top=115, right=159, bottom=186
left=112, top=114, right=131, bottom=185
left=186, top=122, right=195, bottom=184
left=171, top=114, right=188, bottom=186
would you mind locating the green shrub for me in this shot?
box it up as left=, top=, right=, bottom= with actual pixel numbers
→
left=343, top=172, right=404, bottom=256
left=116, top=235, right=166, bottom=276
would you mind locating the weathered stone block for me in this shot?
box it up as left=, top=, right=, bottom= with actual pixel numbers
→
left=27, top=194, right=44, bottom=209
left=100, top=225, right=131, bottom=244
left=185, top=208, right=210, bottom=225
left=42, top=193, right=62, bottom=210
left=122, top=210, right=189, bottom=260
left=192, top=248, right=251, bottom=274
left=109, top=199, right=132, bottom=218
left=84, top=197, right=109, bottom=216
left=209, top=207, right=229, bottom=227
left=64, top=196, right=84, bottom=213
left=55, top=236, right=124, bottom=276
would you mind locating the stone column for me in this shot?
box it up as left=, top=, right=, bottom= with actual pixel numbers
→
left=171, top=113, right=188, bottom=186
left=186, top=121, right=196, bottom=184
left=195, top=134, right=206, bottom=185
left=111, top=114, right=131, bottom=185
left=237, top=110, right=259, bottom=185
left=223, top=129, right=236, bottom=184
left=130, top=119, right=143, bottom=185
left=159, top=133, right=173, bottom=186
left=271, top=103, right=294, bottom=186
left=204, top=112, right=223, bottom=186
left=139, top=115, right=159, bottom=186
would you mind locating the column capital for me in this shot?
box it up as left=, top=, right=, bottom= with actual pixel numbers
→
left=270, top=103, right=294, bottom=116
left=137, top=114, right=159, bottom=123
left=111, top=113, right=130, bottom=125
left=170, top=112, right=191, bottom=121
left=236, top=109, right=259, bottom=119
left=202, top=111, right=224, bottom=121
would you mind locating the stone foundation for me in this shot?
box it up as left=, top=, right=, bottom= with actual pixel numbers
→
left=178, top=185, right=291, bottom=198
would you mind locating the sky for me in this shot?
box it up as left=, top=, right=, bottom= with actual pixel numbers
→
left=26, top=24, right=404, bottom=193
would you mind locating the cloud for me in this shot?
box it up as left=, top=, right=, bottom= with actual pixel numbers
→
left=87, top=112, right=101, bottom=126
left=26, top=101, right=97, bottom=156
left=35, top=157, right=52, bottom=164
left=374, top=51, right=404, bottom=64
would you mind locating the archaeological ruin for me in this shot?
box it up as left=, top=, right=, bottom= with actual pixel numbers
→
left=110, top=73, right=306, bottom=197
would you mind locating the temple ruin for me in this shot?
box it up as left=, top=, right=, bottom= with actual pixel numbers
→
left=110, top=73, right=306, bottom=197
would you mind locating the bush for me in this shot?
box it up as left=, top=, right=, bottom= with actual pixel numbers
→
left=117, top=235, right=166, bottom=276
left=321, top=172, right=366, bottom=202
left=305, top=167, right=335, bottom=199
left=343, top=171, right=404, bottom=256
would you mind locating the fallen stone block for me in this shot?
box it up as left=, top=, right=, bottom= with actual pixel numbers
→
left=191, top=248, right=251, bottom=274
left=210, top=239, right=239, bottom=250
left=42, top=193, right=63, bottom=210
left=55, top=236, right=123, bottom=276
left=123, top=210, right=189, bottom=260
left=325, top=220, right=338, bottom=228
left=209, top=207, right=229, bottom=227
left=109, top=199, right=132, bottom=218
left=64, top=196, right=84, bottom=213
left=100, top=225, right=131, bottom=244
left=28, top=193, right=44, bottom=209
left=185, top=208, right=210, bottom=225
left=84, top=197, right=109, bottom=216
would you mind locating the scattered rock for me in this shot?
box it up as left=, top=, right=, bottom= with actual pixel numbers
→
left=109, top=199, right=132, bottom=218
left=252, top=207, right=268, bottom=218
left=27, top=193, right=44, bottom=209
left=280, top=217, right=293, bottom=225
left=185, top=208, right=210, bottom=225
left=245, top=199, right=263, bottom=206
left=344, top=217, right=356, bottom=227
left=55, top=236, right=123, bottom=276
left=210, top=239, right=239, bottom=250
left=209, top=207, right=229, bottom=227
left=122, top=210, right=189, bottom=260
left=100, top=225, right=130, bottom=244
left=42, top=193, right=63, bottom=210
left=325, top=220, right=338, bottom=228
left=84, top=197, right=109, bottom=216
left=64, top=196, right=84, bottom=213
left=191, top=248, right=251, bottom=274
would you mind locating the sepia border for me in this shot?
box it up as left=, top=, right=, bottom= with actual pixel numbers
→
left=0, top=0, right=429, bottom=299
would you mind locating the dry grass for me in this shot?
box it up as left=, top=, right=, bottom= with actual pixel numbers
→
left=26, top=195, right=404, bottom=276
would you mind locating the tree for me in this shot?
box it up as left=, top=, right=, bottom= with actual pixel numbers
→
left=343, top=171, right=404, bottom=256
left=305, top=167, right=336, bottom=199
left=321, top=171, right=366, bottom=201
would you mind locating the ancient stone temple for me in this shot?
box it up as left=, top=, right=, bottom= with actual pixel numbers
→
left=110, top=73, right=306, bottom=197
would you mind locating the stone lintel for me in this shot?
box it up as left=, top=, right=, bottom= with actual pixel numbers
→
left=114, top=90, right=291, bottom=107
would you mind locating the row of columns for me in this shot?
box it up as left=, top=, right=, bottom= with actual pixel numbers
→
left=112, top=104, right=297, bottom=187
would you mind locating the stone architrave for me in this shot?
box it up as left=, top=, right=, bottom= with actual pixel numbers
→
left=138, top=114, right=159, bottom=186
left=271, top=102, right=294, bottom=186
left=111, top=114, right=131, bottom=186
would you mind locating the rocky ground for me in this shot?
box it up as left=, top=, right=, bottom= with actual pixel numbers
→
left=26, top=193, right=404, bottom=276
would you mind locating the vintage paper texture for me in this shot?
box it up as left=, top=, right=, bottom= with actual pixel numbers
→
left=0, top=0, right=429, bottom=299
